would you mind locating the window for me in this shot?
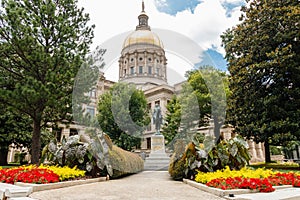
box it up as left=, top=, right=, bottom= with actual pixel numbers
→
left=89, top=89, right=96, bottom=98
left=155, top=100, right=160, bottom=106
left=70, top=128, right=78, bottom=136
left=148, top=58, right=152, bottom=62
left=146, top=138, right=151, bottom=149
left=139, top=57, right=143, bottom=61
left=124, top=69, right=127, bottom=75
left=86, top=106, right=95, bottom=118
left=53, top=127, right=62, bottom=142
left=139, top=66, right=143, bottom=74
left=130, top=66, right=134, bottom=74
left=156, top=68, right=160, bottom=75
left=148, top=66, right=152, bottom=74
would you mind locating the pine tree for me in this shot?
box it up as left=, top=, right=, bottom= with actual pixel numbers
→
left=0, top=0, right=95, bottom=164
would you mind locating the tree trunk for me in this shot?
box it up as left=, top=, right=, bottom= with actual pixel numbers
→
left=214, top=119, right=223, bottom=144
left=264, top=139, right=271, bottom=163
left=31, top=118, right=42, bottom=164
left=0, top=146, right=8, bottom=166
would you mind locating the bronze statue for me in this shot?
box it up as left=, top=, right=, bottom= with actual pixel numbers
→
left=152, top=103, right=162, bottom=135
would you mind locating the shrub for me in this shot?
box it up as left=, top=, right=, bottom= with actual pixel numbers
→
left=42, top=129, right=144, bottom=178
left=168, top=135, right=251, bottom=180
left=109, top=145, right=144, bottom=178
left=169, top=140, right=195, bottom=180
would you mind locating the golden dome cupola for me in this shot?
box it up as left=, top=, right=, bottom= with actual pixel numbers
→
left=119, top=0, right=168, bottom=88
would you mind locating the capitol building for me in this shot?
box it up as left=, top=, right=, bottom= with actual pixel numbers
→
left=7, top=1, right=267, bottom=163
left=52, top=1, right=265, bottom=162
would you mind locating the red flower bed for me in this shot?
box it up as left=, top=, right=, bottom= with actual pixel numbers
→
left=0, top=167, right=59, bottom=184
left=206, top=172, right=300, bottom=192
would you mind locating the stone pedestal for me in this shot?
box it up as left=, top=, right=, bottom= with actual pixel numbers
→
left=144, top=135, right=170, bottom=171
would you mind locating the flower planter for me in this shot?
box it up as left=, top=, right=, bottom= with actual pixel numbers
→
left=15, top=177, right=108, bottom=192
left=183, top=179, right=293, bottom=197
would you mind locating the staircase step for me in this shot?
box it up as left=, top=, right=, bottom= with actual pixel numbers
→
left=0, top=183, right=32, bottom=200
left=8, top=197, right=36, bottom=200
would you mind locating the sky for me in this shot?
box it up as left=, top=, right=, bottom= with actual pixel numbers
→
left=78, top=0, right=245, bottom=84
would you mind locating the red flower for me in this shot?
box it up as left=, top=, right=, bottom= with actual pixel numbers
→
left=0, top=167, right=59, bottom=184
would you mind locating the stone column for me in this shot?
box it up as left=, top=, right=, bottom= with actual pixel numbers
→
left=255, top=142, right=264, bottom=162
left=248, top=140, right=257, bottom=162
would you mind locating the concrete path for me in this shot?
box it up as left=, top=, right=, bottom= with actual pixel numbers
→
left=29, top=171, right=225, bottom=200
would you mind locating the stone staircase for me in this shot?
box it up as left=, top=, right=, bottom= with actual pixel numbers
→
left=144, top=152, right=170, bottom=171
left=144, top=134, right=170, bottom=171
left=0, top=183, right=35, bottom=200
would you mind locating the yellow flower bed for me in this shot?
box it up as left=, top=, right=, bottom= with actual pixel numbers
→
left=21, top=164, right=85, bottom=181
left=39, top=165, right=85, bottom=181
left=195, top=166, right=276, bottom=184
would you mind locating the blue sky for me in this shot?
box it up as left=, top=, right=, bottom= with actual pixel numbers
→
left=78, top=0, right=245, bottom=83
left=154, top=0, right=244, bottom=17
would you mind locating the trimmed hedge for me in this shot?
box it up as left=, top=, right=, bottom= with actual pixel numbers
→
left=109, top=145, right=144, bottom=178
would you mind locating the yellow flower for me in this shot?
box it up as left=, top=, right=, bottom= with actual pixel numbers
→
left=195, top=166, right=277, bottom=184
left=38, top=164, right=85, bottom=181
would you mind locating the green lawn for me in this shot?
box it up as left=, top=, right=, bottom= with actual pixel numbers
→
left=1, top=163, right=21, bottom=169
left=249, top=162, right=300, bottom=173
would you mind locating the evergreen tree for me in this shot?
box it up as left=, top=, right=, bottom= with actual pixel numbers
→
left=221, top=0, right=300, bottom=162
left=161, top=96, right=181, bottom=146
left=0, top=0, right=94, bottom=164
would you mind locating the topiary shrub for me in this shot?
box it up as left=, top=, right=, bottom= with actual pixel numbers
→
left=169, top=140, right=197, bottom=180
left=109, top=145, right=144, bottom=178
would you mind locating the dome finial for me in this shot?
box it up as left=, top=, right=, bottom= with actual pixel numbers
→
left=142, top=0, right=145, bottom=12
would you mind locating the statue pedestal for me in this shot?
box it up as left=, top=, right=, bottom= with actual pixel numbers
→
left=151, top=134, right=166, bottom=153
left=144, top=134, right=170, bottom=171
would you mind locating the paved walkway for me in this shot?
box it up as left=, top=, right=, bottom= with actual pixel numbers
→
left=29, top=171, right=225, bottom=200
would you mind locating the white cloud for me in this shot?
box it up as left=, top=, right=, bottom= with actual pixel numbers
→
left=78, top=0, right=242, bottom=51
left=78, top=0, right=243, bottom=82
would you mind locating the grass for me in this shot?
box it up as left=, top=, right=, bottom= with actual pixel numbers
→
left=1, top=163, right=21, bottom=169
left=249, top=162, right=300, bottom=173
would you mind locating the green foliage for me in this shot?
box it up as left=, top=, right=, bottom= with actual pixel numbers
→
left=161, top=96, right=181, bottom=146
left=97, top=82, right=150, bottom=151
left=270, top=145, right=282, bottom=155
left=168, top=139, right=188, bottom=180
left=221, top=0, right=300, bottom=162
left=42, top=129, right=143, bottom=178
left=0, top=0, right=96, bottom=164
left=169, top=135, right=251, bottom=180
left=41, top=129, right=113, bottom=178
left=185, top=66, right=229, bottom=143
left=0, top=106, right=32, bottom=165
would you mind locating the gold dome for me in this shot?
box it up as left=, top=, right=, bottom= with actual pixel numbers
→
left=122, top=30, right=164, bottom=49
